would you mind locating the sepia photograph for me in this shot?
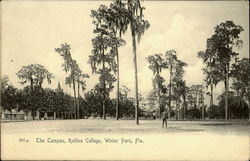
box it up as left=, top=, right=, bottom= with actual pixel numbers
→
left=1, top=0, right=249, bottom=160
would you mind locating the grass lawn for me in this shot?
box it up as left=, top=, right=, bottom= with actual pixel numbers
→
left=1, top=119, right=249, bottom=160
left=2, top=119, right=250, bottom=134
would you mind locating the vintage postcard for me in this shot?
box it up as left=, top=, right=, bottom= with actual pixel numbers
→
left=1, top=0, right=249, bottom=160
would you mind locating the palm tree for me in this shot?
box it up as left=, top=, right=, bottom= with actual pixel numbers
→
left=172, top=60, right=187, bottom=119
left=146, top=54, right=167, bottom=117
left=91, top=0, right=149, bottom=123
left=109, top=1, right=129, bottom=120
left=127, top=0, right=150, bottom=124
left=64, top=61, right=78, bottom=119
left=164, top=50, right=178, bottom=118
left=76, top=72, right=89, bottom=119
left=198, top=38, right=222, bottom=118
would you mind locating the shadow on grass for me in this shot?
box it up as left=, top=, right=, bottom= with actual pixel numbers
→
left=48, top=126, right=205, bottom=134
left=200, top=123, right=233, bottom=126
left=166, top=126, right=205, bottom=132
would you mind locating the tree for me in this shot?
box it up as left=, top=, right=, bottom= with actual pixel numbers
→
left=198, top=38, right=223, bottom=119
left=211, top=21, right=244, bottom=119
left=180, top=82, right=189, bottom=119
left=55, top=43, right=81, bottom=119
left=110, top=1, right=129, bottom=120
left=146, top=89, right=158, bottom=111
left=145, top=88, right=168, bottom=119
left=218, top=91, right=249, bottom=119
left=1, top=76, right=19, bottom=121
left=16, top=64, right=54, bottom=90
left=190, top=85, right=203, bottom=107
left=172, top=60, right=187, bottom=120
left=231, top=58, right=250, bottom=120
left=55, top=85, right=66, bottom=118
left=208, top=105, right=224, bottom=119
left=84, top=89, right=103, bottom=117
left=1, top=75, right=10, bottom=89
left=170, top=61, right=189, bottom=120
left=60, top=92, right=75, bottom=119
left=92, top=0, right=150, bottom=124
left=42, top=88, right=58, bottom=118
left=76, top=72, right=89, bottom=119
left=163, top=49, right=178, bottom=118
left=126, top=0, right=150, bottom=124
left=66, top=64, right=89, bottom=119
left=16, top=64, right=54, bottom=119
left=93, top=1, right=129, bottom=120
left=146, top=54, right=167, bottom=117
left=118, top=86, right=135, bottom=118
left=186, top=106, right=201, bottom=120
left=88, top=14, right=118, bottom=119
left=188, top=85, right=206, bottom=119
left=19, top=85, right=45, bottom=120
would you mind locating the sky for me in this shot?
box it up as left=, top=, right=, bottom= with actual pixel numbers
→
left=1, top=1, right=249, bottom=105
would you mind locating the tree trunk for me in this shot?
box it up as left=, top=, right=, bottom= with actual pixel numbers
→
left=168, top=66, right=172, bottom=119
left=157, top=73, right=161, bottom=118
left=32, top=110, right=35, bottom=120
left=10, top=110, right=12, bottom=121
left=102, top=98, right=106, bottom=120
left=209, top=56, right=213, bottom=119
left=72, top=77, right=77, bottom=120
left=195, top=91, right=198, bottom=108
left=102, top=85, right=106, bottom=120
left=176, top=99, right=179, bottom=120
left=30, top=78, right=34, bottom=91
left=116, top=45, right=120, bottom=120
left=39, top=80, right=43, bottom=89
left=225, top=65, right=229, bottom=120
left=183, top=97, right=186, bottom=120
left=158, top=89, right=161, bottom=118
left=248, top=98, right=250, bottom=121
left=30, top=79, right=35, bottom=120
left=131, top=26, right=139, bottom=125
left=202, top=99, right=205, bottom=120
left=102, top=48, right=106, bottom=120
left=209, top=84, right=213, bottom=119
left=77, top=80, right=80, bottom=119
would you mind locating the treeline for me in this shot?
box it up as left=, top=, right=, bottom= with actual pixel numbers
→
left=145, top=21, right=249, bottom=120
left=1, top=75, right=137, bottom=120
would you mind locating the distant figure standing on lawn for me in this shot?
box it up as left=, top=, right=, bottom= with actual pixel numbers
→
left=162, top=109, right=168, bottom=128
